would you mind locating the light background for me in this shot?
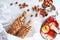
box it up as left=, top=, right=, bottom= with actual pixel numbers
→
left=0, top=0, right=60, bottom=40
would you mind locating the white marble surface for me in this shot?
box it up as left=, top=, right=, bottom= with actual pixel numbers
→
left=0, top=0, right=60, bottom=40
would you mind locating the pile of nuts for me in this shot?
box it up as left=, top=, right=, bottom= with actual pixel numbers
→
left=10, top=0, right=55, bottom=17
left=42, top=0, right=53, bottom=8
left=32, top=5, right=47, bottom=17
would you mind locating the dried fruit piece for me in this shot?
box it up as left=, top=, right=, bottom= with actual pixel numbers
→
left=35, top=13, right=38, bottom=17
left=30, top=15, right=33, bottom=17
left=32, top=5, right=40, bottom=12
left=40, top=8, right=47, bottom=17
left=27, top=9, right=30, bottom=12
left=15, top=2, right=18, bottom=4
left=19, top=3, right=28, bottom=9
left=20, top=6, right=22, bottom=9
left=19, top=4, right=21, bottom=6
left=32, top=5, right=37, bottom=11
left=10, top=3, right=13, bottom=6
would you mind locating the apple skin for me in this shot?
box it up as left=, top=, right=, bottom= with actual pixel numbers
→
left=40, top=16, right=59, bottom=39
left=47, top=30, right=57, bottom=39
left=43, top=22, right=49, bottom=25
left=47, top=16, right=58, bottom=28
left=47, top=16, right=54, bottom=23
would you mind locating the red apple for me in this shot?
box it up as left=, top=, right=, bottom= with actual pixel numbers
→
left=47, top=30, right=57, bottom=39
left=43, top=21, right=49, bottom=25
left=47, top=16, right=54, bottom=23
